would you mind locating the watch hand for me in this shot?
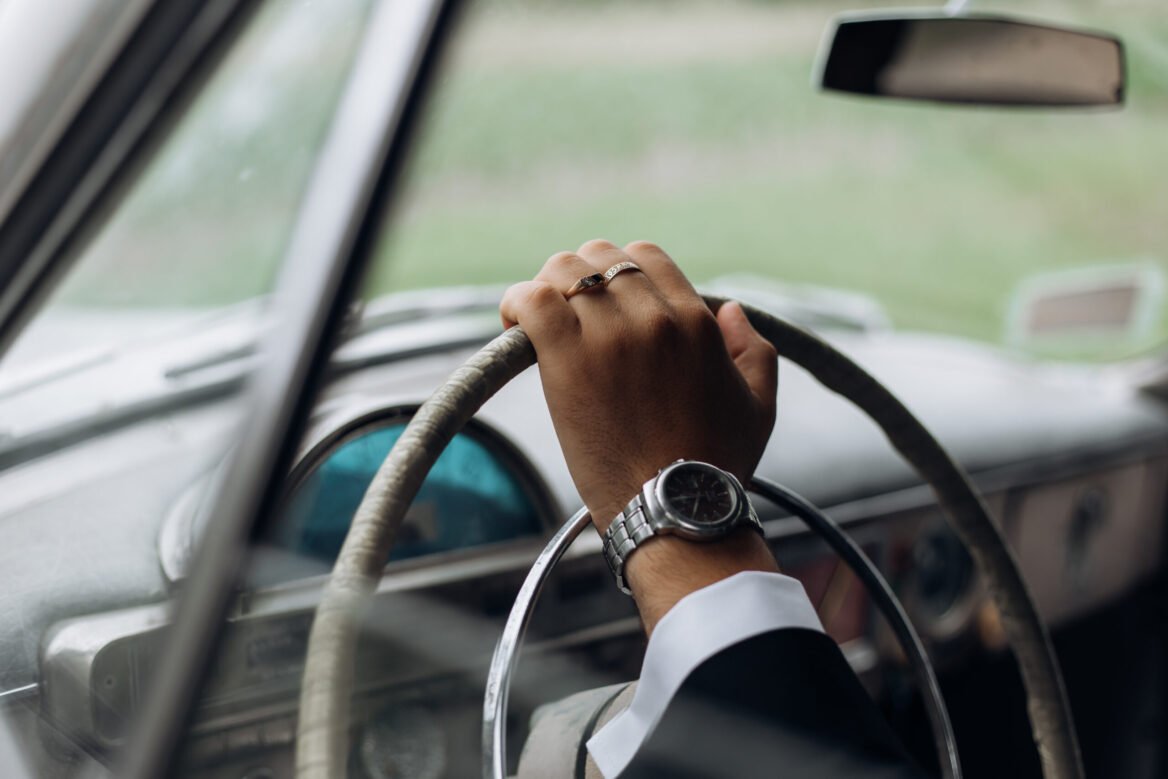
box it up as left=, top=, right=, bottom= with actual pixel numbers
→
left=691, top=491, right=702, bottom=521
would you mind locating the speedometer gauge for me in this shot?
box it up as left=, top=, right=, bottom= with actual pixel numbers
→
left=277, top=410, right=552, bottom=571
left=359, top=705, right=446, bottom=779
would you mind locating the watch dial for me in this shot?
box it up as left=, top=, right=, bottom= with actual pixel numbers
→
left=663, top=465, right=735, bottom=525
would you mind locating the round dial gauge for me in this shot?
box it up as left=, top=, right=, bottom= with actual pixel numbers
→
left=661, top=463, right=737, bottom=525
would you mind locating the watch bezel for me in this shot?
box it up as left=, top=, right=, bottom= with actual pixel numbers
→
left=647, top=460, right=745, bottom=539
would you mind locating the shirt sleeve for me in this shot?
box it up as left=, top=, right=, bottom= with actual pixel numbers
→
left=585, top=570, right=824, bottom=778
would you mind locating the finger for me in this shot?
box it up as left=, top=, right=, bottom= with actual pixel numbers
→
left=575, top=238, right=657, bottom=297
left=499, top=280, right=580, bottom=348
left=623, top=240, right=702, bottom=304
left=574, top=238, right=626, bottom=273
left=717, top=301, right=778, bottom=411
left=534, top=250, right=609, bottom=298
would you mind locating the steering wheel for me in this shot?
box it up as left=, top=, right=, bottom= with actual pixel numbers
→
left=481, top=475, right=964, bottom=778
left=294, top=298, right=1083, bottom=779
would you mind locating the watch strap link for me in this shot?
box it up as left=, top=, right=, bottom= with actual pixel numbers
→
left=603, top=496, right=652, bottom=595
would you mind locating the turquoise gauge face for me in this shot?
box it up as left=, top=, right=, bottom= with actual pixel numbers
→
left=281, top=424, right=543, bottom=565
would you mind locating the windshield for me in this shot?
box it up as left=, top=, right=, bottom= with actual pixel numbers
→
left=3, top=0, right=1162, bottom=411
left=371, top=0, right=1168, bottom=362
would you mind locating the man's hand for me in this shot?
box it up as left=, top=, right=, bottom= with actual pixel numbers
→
left=500, top=240, right=780, bottom=631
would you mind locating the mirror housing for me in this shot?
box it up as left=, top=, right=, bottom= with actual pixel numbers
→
left=817, top=12, right=1125, bottom=107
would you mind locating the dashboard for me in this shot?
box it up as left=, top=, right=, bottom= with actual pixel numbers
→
left=1, top=322, right=1166, bottom=779
left=30, top=434, right=1168, bottom=777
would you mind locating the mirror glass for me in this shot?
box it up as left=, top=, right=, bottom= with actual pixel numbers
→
left=819, top=14, right=1125, bottom=107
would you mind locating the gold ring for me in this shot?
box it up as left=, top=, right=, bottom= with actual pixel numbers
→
left=603, top=261, right=641, bottom=285
left=564, top=272, right=606, bottom=299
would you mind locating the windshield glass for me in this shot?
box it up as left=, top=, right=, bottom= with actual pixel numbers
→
left=373, top=0, right=1168, bottom=362
left=2, top=0, right=370, bottom=373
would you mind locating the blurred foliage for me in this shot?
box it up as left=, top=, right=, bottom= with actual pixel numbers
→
left=371, top=0, right=1168, bottom=358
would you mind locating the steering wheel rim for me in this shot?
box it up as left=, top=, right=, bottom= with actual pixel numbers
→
left=480, top=476, right=963, bottom=779
left=294, top=298, right=1083, bottom=779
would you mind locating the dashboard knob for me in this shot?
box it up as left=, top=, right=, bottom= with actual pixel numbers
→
left=359, top=704, right=446, bottom=779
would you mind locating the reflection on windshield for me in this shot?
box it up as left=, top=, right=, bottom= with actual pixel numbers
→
left=1, top=0, right=371, bottom=375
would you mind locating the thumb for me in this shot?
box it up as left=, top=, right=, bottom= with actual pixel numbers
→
left=717, top=301, right=778, bottom=409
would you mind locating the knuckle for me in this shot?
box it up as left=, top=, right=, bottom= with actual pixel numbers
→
left=500, top=283, right=524, bottom=310
left=541, top=251, right=581, bottom=275
left=640, top=306, right=681, bottom=343
left=522, top=281, right=562, bottom=309
left=577, top=238, right=620, bottom=255
left=624, top=239, right=664, bottom=256
left=678, top=302, right=720, bottom=339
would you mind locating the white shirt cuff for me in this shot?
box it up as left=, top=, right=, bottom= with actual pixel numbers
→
left=586, top=570, right=823, bottom=778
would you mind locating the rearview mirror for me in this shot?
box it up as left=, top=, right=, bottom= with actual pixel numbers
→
left=817, top=12, right=1125, bottom=107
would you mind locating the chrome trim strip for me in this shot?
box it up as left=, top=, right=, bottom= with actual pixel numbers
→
left=483, top=507, right=592, bottom=779
left=124, top=1, right=460, bottom=776
left=0, top=684, right=37, bottom=705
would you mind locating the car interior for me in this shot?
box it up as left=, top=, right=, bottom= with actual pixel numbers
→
left=0, top=1, right=1165, bottom=778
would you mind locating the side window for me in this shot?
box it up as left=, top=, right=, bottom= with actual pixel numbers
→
left=0, top=1, right=373, bottom=775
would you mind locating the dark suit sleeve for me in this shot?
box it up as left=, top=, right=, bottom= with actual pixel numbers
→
left=619, top=627, right=930, bottom=779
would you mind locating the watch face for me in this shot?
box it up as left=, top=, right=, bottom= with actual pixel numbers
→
left=661, top=463, right=737, bottom=526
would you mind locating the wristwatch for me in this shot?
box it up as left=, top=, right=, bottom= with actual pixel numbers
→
left=601, top=460, right=763, bottom=595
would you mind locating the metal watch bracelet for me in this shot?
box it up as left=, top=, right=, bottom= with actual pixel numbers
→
left=602, top=494, right=764, bottom=595
left=603, top=495, right=653, bottom=595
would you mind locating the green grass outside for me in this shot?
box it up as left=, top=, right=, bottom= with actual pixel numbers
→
left=369, top=1, right=1168, bottom=358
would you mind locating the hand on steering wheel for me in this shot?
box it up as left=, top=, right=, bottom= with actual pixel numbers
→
left=499, top=239, right=780, bottom=630
left=297, top=240, right=1080, bottom=779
